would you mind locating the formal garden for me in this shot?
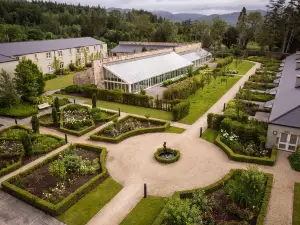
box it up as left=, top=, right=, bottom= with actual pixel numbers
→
left=0, top=124, right=65, bottom=177
left=121, top=167, right=273, bottom=225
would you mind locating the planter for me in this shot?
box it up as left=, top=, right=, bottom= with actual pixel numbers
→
left=154, top=148, right=180, bottom=164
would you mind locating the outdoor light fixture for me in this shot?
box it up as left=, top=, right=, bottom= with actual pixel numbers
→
left=273, top=131, right=278, bottom=135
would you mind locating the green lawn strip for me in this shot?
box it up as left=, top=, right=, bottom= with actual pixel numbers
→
left=164, top=126, right=186, bottom=134
left=120, top=196, right=167, bottom=225
left=201, top=128, right=219, bottom=143
left=57, top=177, right=122, bottom=225
left=293, top=183, right=300, bottom=225
left=45, top=73, right=78, bottom=91
left=224, top=59, right=255, bottom=75
left=0, top=101, right=38, bottom=118
left=180, top=76, right=241, bottom=124
left=54, top=93, right=172, bottom=121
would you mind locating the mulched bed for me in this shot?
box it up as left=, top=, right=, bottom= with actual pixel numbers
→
left=11, top=148, right=100, bottom=202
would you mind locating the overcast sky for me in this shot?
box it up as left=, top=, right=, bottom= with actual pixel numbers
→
left=57, top=0, right=269, bottom=15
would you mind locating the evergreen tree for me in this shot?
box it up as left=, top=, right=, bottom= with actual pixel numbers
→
left=21, top=133, right=33, bottom=156
left=0, top=69, right=19, bottom=107
left=54, top=97, right=60, bottom=112
left=92, top=93, right=97, bottom=108
left=31, top=115, right=40, bottom=133
left=52, top=107, right=58, bottom=124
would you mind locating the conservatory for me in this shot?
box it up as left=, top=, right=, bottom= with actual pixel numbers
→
left=181, top=49, right=212, bottom=68
left=103, top=52, right=193, bottom=93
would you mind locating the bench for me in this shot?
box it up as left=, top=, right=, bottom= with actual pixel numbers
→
left=38, top=103, right=51, bottom=110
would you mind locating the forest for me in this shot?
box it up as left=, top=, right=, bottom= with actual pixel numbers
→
left=0, top=0, right=299, bottom=53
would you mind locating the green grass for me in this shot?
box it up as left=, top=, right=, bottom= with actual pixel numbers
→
left=180, top=76, right=241, bottom=124
left=45, top=73, right=78, bottom=91
left=293, top=183, right=300, bottom=225
left=120, top=196, right=167, bottom=225
left=0, top=101, right=38, bottom=118
left=164, top=126, right=186, bottom=134
left=224, top=59, right=255, bottom=75
left=201, top=128, right=219, bottom=143
left=57, top=177, right=122, bottom=225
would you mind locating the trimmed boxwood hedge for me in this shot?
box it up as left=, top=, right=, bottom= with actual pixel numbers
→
left=154, top=148, right=180, bottom=164
left=1, top=143, right=108, bottom=216
left=172, top=101, right=190, bottom=121
left=152, top=169, right=274, bottom=225
left=0, top=124, right=30, bottom=138
left=90, top=115, right=170, bottom=143
left=215, top=135, right=277, bottom=166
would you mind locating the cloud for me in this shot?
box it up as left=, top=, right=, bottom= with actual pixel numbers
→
left=57, top=0, right=269, bottom=15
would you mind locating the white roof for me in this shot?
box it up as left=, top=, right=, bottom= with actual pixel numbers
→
left=181, top=49, right=212, bottom=62
left=104, top=52, right=193, bottom=84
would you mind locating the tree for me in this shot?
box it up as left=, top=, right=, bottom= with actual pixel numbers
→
left=14, top=59, right=44, bottom=98
left=222, top=26, right=238, bottom=48
left=152, top=20, right=178, bottom=42
left=52, top=107, right=58, bottom=124
left=0, top=69, right=19, bottom=107
left=31, top=115, right=40, bottom=133
left=92, top=93, right=97, bottom=108
left=54, top=97, right=60, bottom=112
left=236, top=7, right=248, bottom=48
left=141, top=46, right=147, bottom=52
left=211, top=17, right=227, bottom=49
left=21, top=133, right=33, bottom=156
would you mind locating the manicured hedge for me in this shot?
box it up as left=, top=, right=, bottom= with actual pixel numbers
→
left=90, top=115, right=170, bottom=143
left=172, top=101, right=190, bottom=121
left=215, top=135, right=277, bottom=166
left=236, top=90, right=275, bottom=102
left=2, top=143, right=108, bottom=216
left=44, top=73, right=57, bottom=81
left=154, top=148, right=180, bottom=164
left=0, top=156, right=23, bottom=177
left=243, top=81, right=277, bottom=90
left=216, top=56, right=234, bottom=68
left=0, top=124, right=30, bottom=138
left=207, top=113, right=225, bottom=130
left=0, top=102, right=38, bottom=119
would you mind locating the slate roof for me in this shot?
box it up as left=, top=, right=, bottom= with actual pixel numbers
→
left=269, top=54, right=300, bottom=128
left=0, top=54, right=17, bottom=63
left=104, top=52, right=193, bottom=84
left=0, top=37, right=104, bottom=57
left=111, top=44, right=176, bottom=53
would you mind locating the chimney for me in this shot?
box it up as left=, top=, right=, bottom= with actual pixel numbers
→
left=295, top=75, right=300, bottom=88
left=296, top=60, right=300, bottom=70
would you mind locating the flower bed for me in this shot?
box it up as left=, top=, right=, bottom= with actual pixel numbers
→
left=154, top=148, right=180, bottom=164
left=0, top=125, right=65, bottom=177
left=248, top=74, right=277, bottom=83
left=60, top=104, right=95, bottom=136
left=243, top=81, right=277, bottom=91
left=90, top=115, right=170, bottom=143
left=236, top=90, right=274, bottom=102
left=2, top=143, right=108, bottom=216
left=153, top=167, right=273, bottom=225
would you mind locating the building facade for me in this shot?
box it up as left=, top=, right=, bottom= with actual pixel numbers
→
left=0, top=37, right=107, bottom=74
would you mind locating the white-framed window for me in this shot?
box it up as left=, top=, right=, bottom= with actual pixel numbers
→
left=60, top=62, right=64, bottom=69
left=58, top=50, right=63, bottom=57
left=48, top=65, right=53, bottom=73
left=86, top=47, right=90, bottom=53
left=278, top=133, right=298, bottom=152
left=69, top=49, right=72, bottom=55
left=46, top=52, right=51, bottom=60
left=77, top=48, right=81, bottom=54
left=34, top=54, right=38, bottom=62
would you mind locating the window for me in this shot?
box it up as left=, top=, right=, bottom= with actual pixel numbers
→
left=46, top=52, right=51, bottom=60
left=279, top=133, right=298, bottom=152
left=60, top=62, right=64, bottom=69
left=69, top=49, right=72, bottom=55
left=34, top=54, right=38, bottom=62
left=86, top=47, right=90, bottom=53
left=48, top=65, right=53, bottom=73
left=77, top=48, right=81, bottom=54
left=58, top=50, right=63, bottom=57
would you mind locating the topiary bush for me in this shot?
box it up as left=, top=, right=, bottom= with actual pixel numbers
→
left=52, top=107, right=58, bottom=124
left=21, top=133, right=33, bottom=156
left=31, top=115, right=40, bottom=133
left=172, top=101, right=190, bottom=121
left=288, top=150, right=300, bottom=172
left=92, top=94, right=97, bottom=108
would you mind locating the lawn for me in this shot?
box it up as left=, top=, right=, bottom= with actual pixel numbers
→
left=180, top=75, right=242, bottom=124
left=201, top=128, right=219, bottom=143
left=293, top=183, right=300, bottom=225
left=57, top=177, right=122, bottom=225
left=45, top=72, right=78, bottom=91
left=120, top=196, right=167, bottom=225
left=0, top=101, right=38, bottom=118
left=224, top=59, right=255, bottom=75
left=164, top=126, right=186, bottom=134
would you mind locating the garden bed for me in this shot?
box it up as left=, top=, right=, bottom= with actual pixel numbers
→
left=236, top=90, right=274, bottom=102
left=2, top=143, right=108, bottom=216
left=0, top=125, right=65, bottom=177
left=90, top=115, right=170, bottom=143
left=0, top=101, right=38, bottom=118
left=248, top=75, right=277, bottom=83
left=243, top=81, right=278, bottom=91
left=153, top=168, right=273, bottom=225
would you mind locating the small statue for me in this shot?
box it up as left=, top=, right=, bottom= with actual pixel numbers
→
left=163, top=142, right=167, bottom=155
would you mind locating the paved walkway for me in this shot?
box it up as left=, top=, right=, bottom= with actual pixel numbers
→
left=0, top=62, right=299, bottom=225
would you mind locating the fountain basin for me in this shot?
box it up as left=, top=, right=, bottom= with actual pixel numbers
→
left=154, top=148, right=180, bottom=164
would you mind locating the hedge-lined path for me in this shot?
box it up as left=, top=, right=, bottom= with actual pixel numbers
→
left=1, top=62, right=299, bottom=225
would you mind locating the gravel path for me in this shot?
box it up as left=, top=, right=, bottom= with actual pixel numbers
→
left=0, top=62, right=298, bottom=225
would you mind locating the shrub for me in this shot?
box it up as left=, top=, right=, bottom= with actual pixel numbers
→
left=44, top=73, right=57, bottom=81
left=207, top=113, right=225, bottom=130
left=172, top=101, right=190, bottom=121
left=21, top=133, right=33, bottom=156
left=54, top=97, right=60, bottom=111
left=0, top=101, right=38, bottom=118
left=236, top=90, right=274, bottom=102
left=154, top=148, right=180, bottom=164
left=243, top=81, right=277, bottom=91
left=92, top=94, right=97, bottom=108
left=52, top=107, right=58, bottom=124
left=288, top=150, right=300, bottom=172
left=31, top=115, right=39, bottom=133
left=69, top=63, right=76, bottom=71
left=216, top=56, right=234, bottom=68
